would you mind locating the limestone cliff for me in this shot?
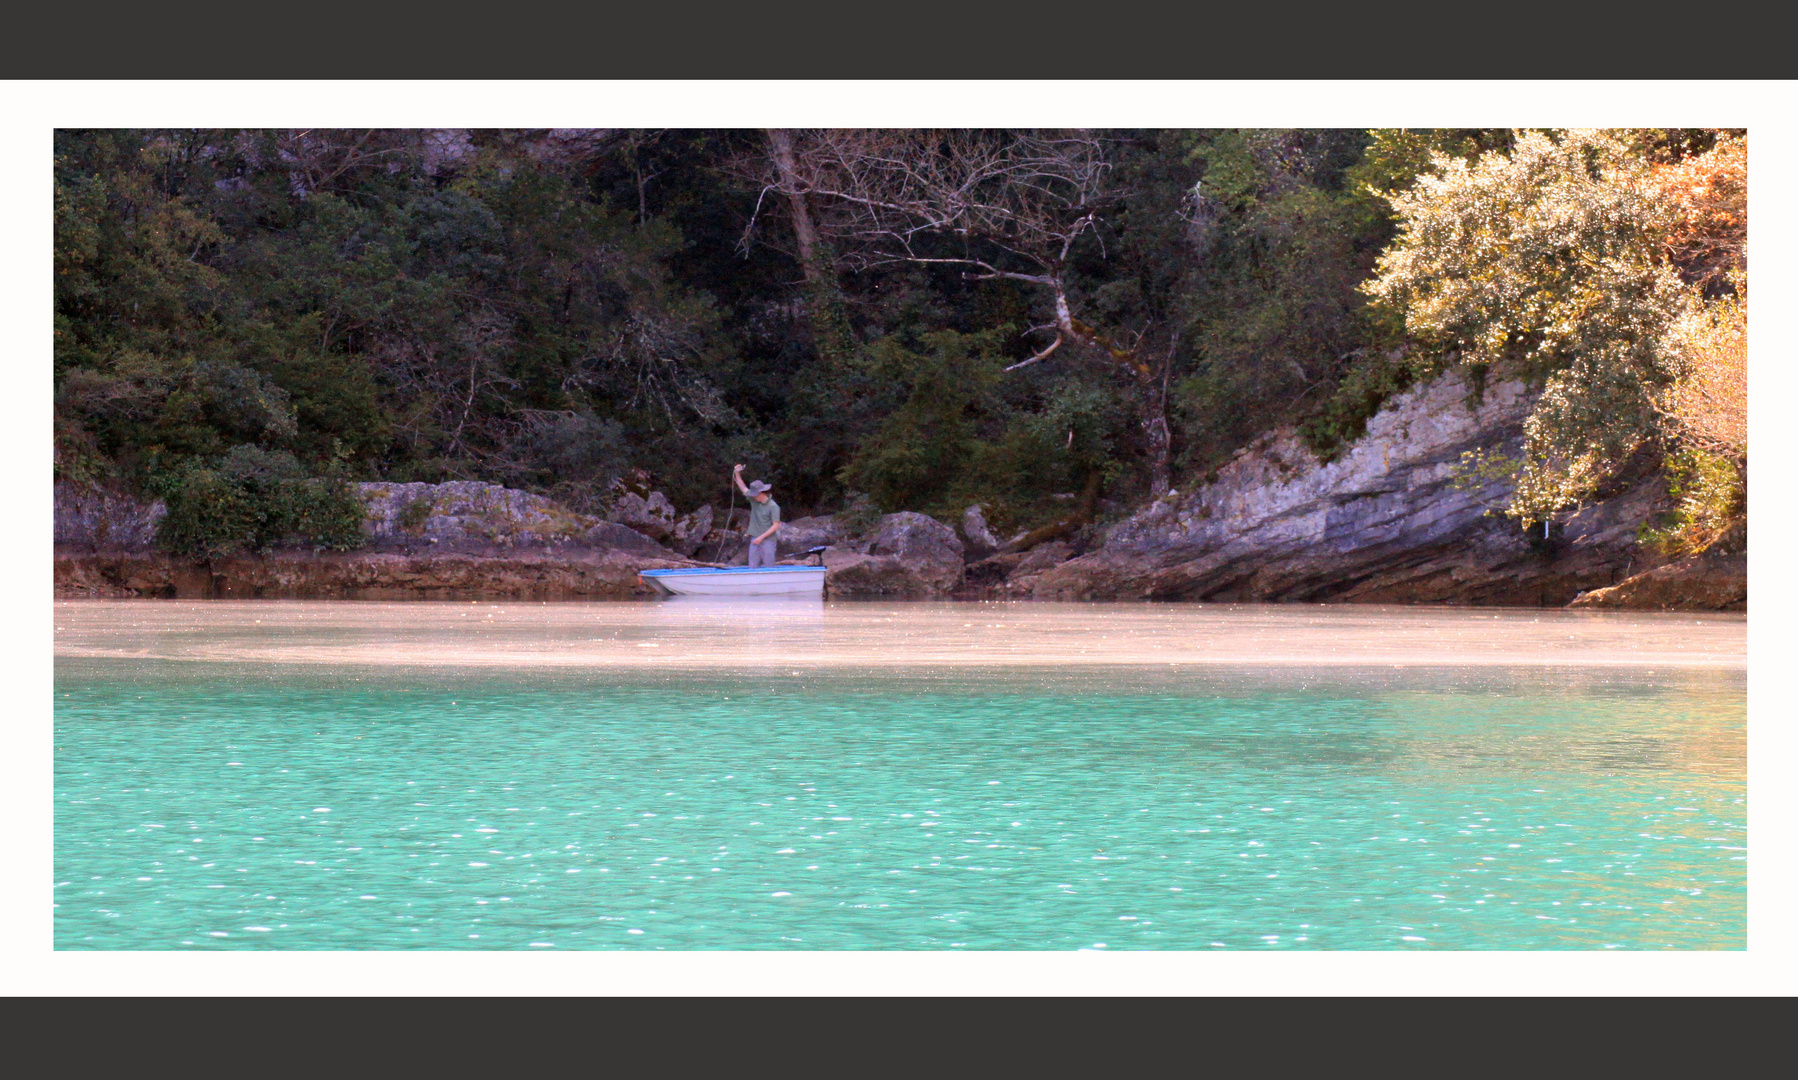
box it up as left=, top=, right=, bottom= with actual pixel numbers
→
left=1031, top=368, right=1725, bottom=607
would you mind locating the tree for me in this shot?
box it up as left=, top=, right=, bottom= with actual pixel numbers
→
left=1365, top=129, right=1711, bottom=526
left=1659, top=289, right=1745, bottom=464
left=1176, top=129, right=1400, bottom=466
left=1647, top=132, right=1746, bottom=295
left=754, top=129, right=1181, bottom=497
left=759, top=130, right=856, bottom=369
left=52, top=129, right=750, bottom=513
left=1644, top=135, right=1747, bottom=552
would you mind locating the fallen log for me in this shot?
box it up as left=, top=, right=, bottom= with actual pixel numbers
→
left=999, top=470, right=1102, bottom=555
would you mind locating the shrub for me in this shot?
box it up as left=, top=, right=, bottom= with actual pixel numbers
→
left=836, top=334, right=995, bottom=512
left=1638, top=447, right=1743, bottom=557
left=154, top=446, right=366, bottom=559
left=396, top=496, right=434, bottom=534
left=152, top=462, right=259, bottom=560
left=1297, top=350, right=1416, bottom=462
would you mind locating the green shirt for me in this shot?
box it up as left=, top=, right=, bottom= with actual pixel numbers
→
left=747, top=497, right=781, bottom=538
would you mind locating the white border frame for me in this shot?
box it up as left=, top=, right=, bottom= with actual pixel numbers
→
left=11, top=79, right=1791, bottom=995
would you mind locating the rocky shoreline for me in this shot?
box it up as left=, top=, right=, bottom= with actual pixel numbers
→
left=54, top=370, right=1744, bottom=610
left=1035, top=369, right=1683, bottom=606
left=54, top=548, right=692, bottom=601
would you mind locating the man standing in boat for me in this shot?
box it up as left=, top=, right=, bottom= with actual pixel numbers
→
left=733, top=464, right=782, bottom=567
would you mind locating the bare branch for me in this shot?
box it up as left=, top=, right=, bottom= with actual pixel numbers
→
left=1004, top=333, right=1063, bottom=371
left=732, top=129, right=1158, bottom=383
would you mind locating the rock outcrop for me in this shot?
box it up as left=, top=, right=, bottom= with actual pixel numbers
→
left=52, top=475, right=976, bottom=600
left=1569, top=550, right=1747, bottom=611
left=57, top=479, right=705, bottom=599
left=54, top=483, right=166, bottom=551
left=360, top=481, right=668, bottom=556
left=1033, top=368, right=1685, bottom=606
left=815, top=511, right=965, bottom=598
left=961, top=504, right=1000, bottom=559
left=56, top=395, right=1740, bottom=609
left=55, top=548, right=693, bottom=601
left=963, top=540, right=1075, bottom=598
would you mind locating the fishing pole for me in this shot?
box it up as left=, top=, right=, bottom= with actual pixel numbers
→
left=712, top=467, right=738, bottom=565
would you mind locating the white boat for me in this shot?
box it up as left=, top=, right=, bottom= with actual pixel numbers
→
left=639, top=565, right=827, bottom=597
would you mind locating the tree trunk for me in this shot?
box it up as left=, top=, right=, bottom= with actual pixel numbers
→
left=1142, top=335, right=1176, bottom=498
left=767, top=130, right=822, bottom=284
left=767, top=129, right=854, bottom=367
left=1141, top=389, right=1171, bottom=499
left=1049, top=283, right=1174, bottom=498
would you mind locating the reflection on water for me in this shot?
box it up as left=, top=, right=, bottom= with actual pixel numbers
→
left=54, top=600, right=1745, bottom=950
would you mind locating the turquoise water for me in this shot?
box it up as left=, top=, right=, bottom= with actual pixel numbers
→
left=54, top=601, right=1746, bottom=950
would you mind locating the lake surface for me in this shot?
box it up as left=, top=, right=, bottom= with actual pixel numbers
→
left=54, top=600, right=1746, bottom=950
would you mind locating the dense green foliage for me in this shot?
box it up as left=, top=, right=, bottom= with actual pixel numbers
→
left=1638, top=446, right=1745, bottom=556
left=152, top=446, right=365, bottom=559
left=55, top=128, right=1743, bottom=550
left=1366, top=129, right=1746, bottom=528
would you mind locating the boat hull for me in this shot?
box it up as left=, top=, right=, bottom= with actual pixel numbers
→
left=640, top=566, right=826, bottom=596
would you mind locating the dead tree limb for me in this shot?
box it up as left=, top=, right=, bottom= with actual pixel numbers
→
left=998, top=469, right=1104, bottom=555
left=763, top=131, right=1176, bottom=487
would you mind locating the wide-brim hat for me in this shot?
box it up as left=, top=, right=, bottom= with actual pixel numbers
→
left=747, top=480, right=772, bottom=494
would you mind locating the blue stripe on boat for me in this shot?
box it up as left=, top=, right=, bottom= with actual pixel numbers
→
left=640, top=566, right=824, bottom=576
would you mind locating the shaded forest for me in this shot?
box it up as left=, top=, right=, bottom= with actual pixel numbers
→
left=54, top=127, right=1745, bottom=554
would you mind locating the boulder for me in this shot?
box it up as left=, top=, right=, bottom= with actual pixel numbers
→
left=822, top=550, right=939, bottom=599
left=607, top=489, right=677, bottom=541
left=868, top=511, right=963, bottom=561
left=777, top=515, right=848, bottom=558
left=826, top=512, right=964, bottom=596
left=961, top=504, right=1000, bottom=559
left=668, top=504, right=715, bottom=557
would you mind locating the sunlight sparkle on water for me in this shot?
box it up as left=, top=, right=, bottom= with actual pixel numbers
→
left=55, top=600, right=1744, bottom=950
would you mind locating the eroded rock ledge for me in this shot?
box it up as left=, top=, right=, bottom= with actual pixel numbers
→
left=1569, top=551, right=1747, bottom=612
left=54, top=548, right=702, bottom=601
left=53, top=481, right=968, bottom=600
left=1031, top=368, right=1741, bottom=608
left=55, top=479, right=711, bottom=600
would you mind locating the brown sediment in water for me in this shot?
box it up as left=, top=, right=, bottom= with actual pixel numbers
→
left=53, top=599, right=1746, bottom=671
